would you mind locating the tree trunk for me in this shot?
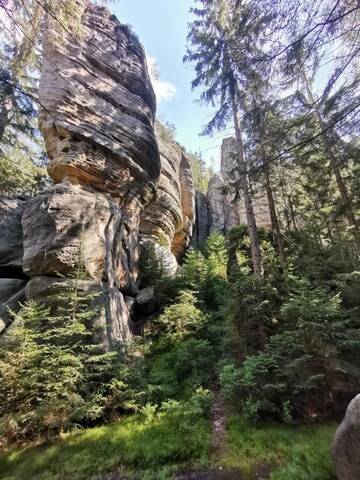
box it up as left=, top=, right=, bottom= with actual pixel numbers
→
left=265, top=166, right=286, bottom=263
left=302, top=70, right=358, bottom=230
left=229, top=78, right=263, bottom=279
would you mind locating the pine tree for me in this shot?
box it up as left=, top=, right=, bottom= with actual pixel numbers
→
left=184, top=0, right=272, bottom=278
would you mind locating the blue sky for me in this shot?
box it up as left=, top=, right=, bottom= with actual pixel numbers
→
left=111, top=0, right=224, bottom=169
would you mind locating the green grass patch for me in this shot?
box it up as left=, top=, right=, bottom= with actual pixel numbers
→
left=0, top=413, right=211, bottom=480
left=221, top=416, right=337, bottom=480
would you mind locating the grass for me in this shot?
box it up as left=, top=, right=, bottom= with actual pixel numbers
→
left=0, top=414, right=211, bottom=480
left=220, top=415, right=337, bottom=480
left=0, top=414, right=338, bottom=480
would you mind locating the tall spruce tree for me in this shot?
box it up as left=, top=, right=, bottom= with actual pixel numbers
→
left=184, top=0, right=273, bottom=279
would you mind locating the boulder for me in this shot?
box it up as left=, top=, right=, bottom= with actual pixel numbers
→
left=332, top=394, right=360, bottom=479
left=135, top=286, right=158, bottom=316
left=0, top=278, right=26, bottom=303
left=22, top=183, right=139, bottom=291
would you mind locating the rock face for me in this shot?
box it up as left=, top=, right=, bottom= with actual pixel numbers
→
left=172, top=154, right=195, bottom=259
left=0, top=279, right=26, bottom=334
left=221, top=137, right=272, bottom=230
left=140, top=124, right=195, bottom=274
left=191, top=191, right=209, bottom=249
left=332, top=394, right=360, bottom=479
left=192, top=138, right=272, bottom=238
left=0, top=7, right=197, bottom=341
left=39, top=2, right=159, bottom=203
left=17, top=3, right=161, bottom=345
left=0, top=197, right=26, bottom=273
left=0, top=197, right=28, bottom=333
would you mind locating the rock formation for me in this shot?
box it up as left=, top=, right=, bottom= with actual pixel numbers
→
left=190, top=191, right=209, bottom=249
left=140, top=123, right=195, bottom=275
left=19, top=3, right=161, bottom=344
left=332, top=394, right=360, bottom=479
left=0, top=197, right=27, bottom=333
left=192, top=138, right=272, bottom=242
left=0, top=5, right=197, bottom=341
left=220, top=137, right=271, bottom=230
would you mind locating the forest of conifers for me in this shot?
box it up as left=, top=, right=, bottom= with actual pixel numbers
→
left=0, top=1, right=360, bottom=479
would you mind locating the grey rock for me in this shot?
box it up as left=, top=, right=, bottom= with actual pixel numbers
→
left=332, top=394, right=360, bottom=479
left=0, top=278, right=26, bottom=303
left=22, top=183, right=139, bottom=292
left=0, top=197, right=26, bottom=270
left=220, top=138, right=272, bottom=230
left=191, top=191, right=209, bottom=249
left=140, top=123, right=195, bottom=266
left=172, top=154, right=195, bottom=260
left=135, top=286, right=158, bottom=316
left=207, top=175, right=227, bottom=234
left=39, top=3, right=160, bottom=199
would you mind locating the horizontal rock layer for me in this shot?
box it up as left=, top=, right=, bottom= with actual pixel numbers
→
left=39, top=3, right=160, bottom=206
left=140, top=124, right=195, bottom=274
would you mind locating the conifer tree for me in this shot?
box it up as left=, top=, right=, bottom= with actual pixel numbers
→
left=184, top=0, right=270, bottom=278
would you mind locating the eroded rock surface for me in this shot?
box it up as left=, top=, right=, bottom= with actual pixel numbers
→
left=18, top=3, right=161, bottom=344
left=140, top=124, right=195, bottom=274
left=192, top=138, right=272, bottom=237
left=191, top=191, right=209, bottom=249
left=333, top=394, right=360, bottom=480
left=0, top=197, right=26, bottom=272
left=39, top=2, right=159, bottom=203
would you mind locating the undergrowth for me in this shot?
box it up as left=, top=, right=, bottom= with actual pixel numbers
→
left=221, top=416, right=337, bottom=480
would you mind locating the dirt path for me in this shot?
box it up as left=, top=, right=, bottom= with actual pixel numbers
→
left=210, top=388, right=227, bottom=455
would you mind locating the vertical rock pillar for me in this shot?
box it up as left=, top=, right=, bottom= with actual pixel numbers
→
left=22, top=3, right=160, bottom=345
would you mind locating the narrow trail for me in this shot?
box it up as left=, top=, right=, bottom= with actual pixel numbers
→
left=210, top=388, right=227, bottom=455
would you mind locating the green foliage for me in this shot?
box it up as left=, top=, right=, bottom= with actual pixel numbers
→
left=0, top=410, right=211, bottom=480
left=223, top=416, right=336, bottom=480
left=139, top=242, right=165, bottom=288
left=223, top=280, right=360, bottom=420
left=0, top=277, right=138, bottom=443
left=0, top=151, right=48, bottom=196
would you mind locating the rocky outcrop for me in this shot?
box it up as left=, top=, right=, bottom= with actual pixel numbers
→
left=191, top=192, right=209, bottom=249
left=39, top=3, right=159, bottom=203
left=332, top=394, right=360, bottom=479
left=220, top=137, right=272, bottom=231
left=140, top=124, right=195, bottom=275
left=0, top=197, right=26, bottom=274
left=17, top=4, right=161, bottom=345
left=0, top=197, right=27, bottom=333
left=172, top=154, right=195, bottom=259
left=192, top=138, right=272, bottom=238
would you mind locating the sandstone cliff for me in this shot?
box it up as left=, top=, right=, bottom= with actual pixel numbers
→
left=140, top=123, right=195, bottom=275
left=4, top=4, right=162, bottom=344
left=0, top=4, right=196, bottom=340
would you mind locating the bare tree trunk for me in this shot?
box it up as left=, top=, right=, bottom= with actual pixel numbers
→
left=265, top=166, right=285, bottom=263
left=302, top=70, right=358, bottom=230
left=229, top=79, right=263, bottom=279
left=287, top=195, right=298, bottom=231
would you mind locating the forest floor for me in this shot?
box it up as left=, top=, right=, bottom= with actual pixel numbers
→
left=0, top=414, right=337, bottom=480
